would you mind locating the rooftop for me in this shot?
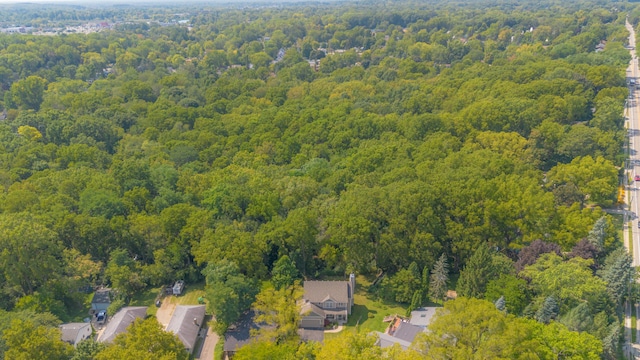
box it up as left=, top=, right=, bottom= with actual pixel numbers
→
left=59, top=323, right=90, bottom=344
left=166, top=305, right=206, bottom=352
left=409, top=307, right=438, bottom=328
left=303, top=281, right=350, bottom=304
left=97, top=306, right=147, bottom=343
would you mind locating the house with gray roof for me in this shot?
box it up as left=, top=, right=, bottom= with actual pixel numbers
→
left=166, top=305, right=206, bottom=354
left=60, top=323, right=92, bottom=346
left=374, top=317, right=424, bottom=350
left=300, top=273, right=355, bottom=326
left=97, top=306, right=147, bottom=343
left=223, top=311, right=273, bottom=358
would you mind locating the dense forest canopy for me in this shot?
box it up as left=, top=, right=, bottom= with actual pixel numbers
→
left=0, top=0, right=635, bottom=357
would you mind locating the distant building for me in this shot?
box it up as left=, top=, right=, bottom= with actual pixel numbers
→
left=166, top=305, right=206, bottom=354
left=60, top=323, right=92, bottom=346
left=97, top=306, right=147, bottom=343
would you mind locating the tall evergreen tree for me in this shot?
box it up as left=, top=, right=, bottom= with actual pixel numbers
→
left=587, top=216, right=606, bottom=250
left=495, top=296, right=506, bottom=312
left=456, top=242, right=495, bottom=298
left=536, top=296, right=559, bottom=324
left=599, top=248, right=633, bottom=306
left=429, top=253, right=449, bottom=303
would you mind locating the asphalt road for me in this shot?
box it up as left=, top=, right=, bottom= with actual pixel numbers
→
left=626, top=19, right=640, bottom=268
left=624, top=19, right=640, bottom=360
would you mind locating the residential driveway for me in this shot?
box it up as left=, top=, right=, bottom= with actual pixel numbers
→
left=195, top=321, right=218, bottom=360
left=155, top=299, right=177, bottom=328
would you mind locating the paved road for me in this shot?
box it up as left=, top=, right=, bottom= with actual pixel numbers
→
left=626, top=19, right=640, bottom=267
left=625, top=18, right=640, bottom=360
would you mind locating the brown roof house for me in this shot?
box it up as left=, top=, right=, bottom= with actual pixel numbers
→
left=166, top=305, right=206, bottom=354
left=60, top=323, right=92, bottom=346
left=97, top=306, right=147, bottom=343
left=300, top=273, right=355, bottom=328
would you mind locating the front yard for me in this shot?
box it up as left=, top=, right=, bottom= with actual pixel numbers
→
left=324, top=275, right=408, bottom=339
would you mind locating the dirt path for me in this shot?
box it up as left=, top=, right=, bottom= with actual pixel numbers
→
left=155, top=299, right=177, bottom=328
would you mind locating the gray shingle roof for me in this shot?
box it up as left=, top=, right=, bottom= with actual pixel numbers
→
left=391, top=321, right=423, bottom=343
left=375, top=331, right=412, bottom=350
left=223, top=311, right=262, bottom=353
left=59, top=323, right=91, bottom=345
left=300, top=301, right=325, bottom=317
left=166, top=305, right=206, bottom=352
left=97, top=306, right=147, bottom=343
left=303, top=281, right=350, bottom=304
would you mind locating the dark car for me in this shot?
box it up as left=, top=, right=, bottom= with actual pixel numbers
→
left=96, top=310, right=107, bottom=325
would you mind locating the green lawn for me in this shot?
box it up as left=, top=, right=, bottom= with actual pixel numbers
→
left=214, top=338, right=224, bottom=360
left=129, top=286, right=162, bottom=316
left=166, top=282, right=206, bottom=307
left=324, top=275, right=409, bottom=340
left=128, top=282, right=207, bottom=317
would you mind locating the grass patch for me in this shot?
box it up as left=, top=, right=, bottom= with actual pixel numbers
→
left=325, top=275, right=409, bottom=335
left=633, top=305, right=637, bottom=344
left=129, top=286, right=162, bottom=316
left=166, top=282, right=206, bottom=307
left=214, top=338, right=224, bottom=360
left=610, top=213, right=625, bottom=247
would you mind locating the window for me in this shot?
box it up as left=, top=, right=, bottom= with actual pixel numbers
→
left=324, top=300, right=335, bottom=308
left=326, top=314, right=334, bottom=319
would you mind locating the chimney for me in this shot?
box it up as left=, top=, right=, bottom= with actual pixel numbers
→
left=193, top=317, right=199, bottom=327
left=349, top=273, right=355, bottom=306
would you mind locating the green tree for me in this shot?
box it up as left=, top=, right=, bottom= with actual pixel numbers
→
left=3, top=319, right=72, bottom=360
left=456, top=243, right=497, bottom=298
left=10, top=76, right=47, bottom=110
left=535, top=296, right=559, bottom=324
left=252, top=285, right=302, bottom=343
left=429, top=254, right=449, bottom=303
left=271, top=255, right=300, bottom=290
left=599, top=248, right=634, bottom=307
left=485, top=274, right=530, bottom=315
left=203, top=260, right=258, bottom=334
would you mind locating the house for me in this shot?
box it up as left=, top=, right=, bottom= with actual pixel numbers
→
left=166, top=305, right=206, bottom=354
left=300, top=273, right=355, bottom=327
left=409, top=307, right=438, bottom=329
left=60, top=323, right=92, bottom=346
left=223, top=311, right=271, bottom=358
left=97, top=306, right=147, bottom=343
left=91, top=289, right=111, bottom=312
left=374, top=316, right=424, bottom=350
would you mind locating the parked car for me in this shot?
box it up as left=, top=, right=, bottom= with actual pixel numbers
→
left=96, top=310, right=107, bottom=325
left=635, top=175, right=640, bottom=182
